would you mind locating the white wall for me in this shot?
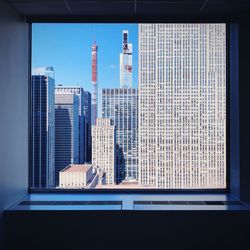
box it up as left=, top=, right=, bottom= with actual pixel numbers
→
left=0, top=0, right=29, bottom=247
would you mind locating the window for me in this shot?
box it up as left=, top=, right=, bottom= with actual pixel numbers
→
left=31, top=23, right=227, bottom=190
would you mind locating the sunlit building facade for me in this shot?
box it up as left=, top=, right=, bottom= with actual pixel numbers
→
left=92, top=118, right=116, bottom=185
left=138, top=24, right=226, bottom=189
left=120, top=30, right=133, bottom=88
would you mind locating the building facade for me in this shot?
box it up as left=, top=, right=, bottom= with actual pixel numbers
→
left=92, top=118, right=116, bottom=185
left=120, top=30, right=133, bottom=88
left=102, top=88, right=138, bottom=183
left=138, top=24, right=226, bottom=189
left=55, top=91, right=79, bottom=186
left=31, top=69, right=55, bottom=188
left=83, top=91, right=92, bottom=162
left=59, top=164, right=93, bottom=189
left=55, top=85, right=85, bottom=163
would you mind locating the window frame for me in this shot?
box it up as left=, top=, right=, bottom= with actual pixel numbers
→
left=28, top=19, right=239, bottom=195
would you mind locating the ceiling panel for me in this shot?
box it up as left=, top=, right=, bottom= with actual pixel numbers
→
left=6, top=0, right=250, bottom=18
left=9, top=1, right=69, bottom=15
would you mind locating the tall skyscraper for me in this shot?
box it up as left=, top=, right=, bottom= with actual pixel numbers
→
left=102, top=88, right=138, bottom=183
left=55, top=91, right=79, bottom=186
left=31, top=67, right=55, bottom=188
left=92, top=118, right=116, bottom=185
left=102, top=30, right=138, bottom=183
left=55, top=85, right=85, bottom=163
left=138, top=24, right=226, bottom=189
left=91, top=41, right=98, bottom=125
left=83, top=91, right=92, bottom=162
left=120, top=30, right=133, bottom=88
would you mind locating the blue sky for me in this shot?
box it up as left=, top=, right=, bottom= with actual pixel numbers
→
left=32, top=23, right=138, bottom=93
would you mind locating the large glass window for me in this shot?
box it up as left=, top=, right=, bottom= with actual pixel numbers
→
left=31, top=23, right=226, bottom=190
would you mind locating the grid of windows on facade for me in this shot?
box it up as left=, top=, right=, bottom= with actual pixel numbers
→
left=54, top=91, right=80, bottom=187
left=31, top=74, right=55, bottom=188
left=92, top=118, right=116, bottom=185
left=102, top=88, right=138, bottom=183
left=139, top=23, right=226, bottom=189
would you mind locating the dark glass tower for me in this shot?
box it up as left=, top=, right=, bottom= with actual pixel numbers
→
left=83, top=91, right=92, bottom=163
left=31, top=69, right=55, bottom=188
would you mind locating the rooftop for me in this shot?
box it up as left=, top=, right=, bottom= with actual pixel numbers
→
left=61, top=164, right=92, bottom=173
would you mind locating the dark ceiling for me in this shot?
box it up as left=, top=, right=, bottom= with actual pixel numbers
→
left=6, top=0, right=250, bottom=21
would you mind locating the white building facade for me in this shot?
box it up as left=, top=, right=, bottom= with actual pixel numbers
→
left=59, top=164, right=93, bottom=189
left=120, top=30, right=133, bottom=88
left=92, top=118, right=116, bottom=185
left=138, top=24, right=226, bottom=189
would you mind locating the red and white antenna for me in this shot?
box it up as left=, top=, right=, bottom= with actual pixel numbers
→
left=91, top=41, right=98, bottom=125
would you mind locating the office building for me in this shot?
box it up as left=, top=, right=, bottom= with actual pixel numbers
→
left=92, top=118, right=116, bottom=185
left=83, top=91, right=92, bottom=162
left=120, top=30, right=133, bottom=88
left=55, top=91, right=79, bottom=186
left=55, top=85, right=85, bottom=163
left=102, top=88, right=138, bottom=183
left=138, top=24, right=226, bottom=188
left=31, top=67, right=55, bottom=188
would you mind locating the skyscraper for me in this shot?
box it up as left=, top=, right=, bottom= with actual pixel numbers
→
left=138, top=24, right=226, bottom=189
left=83, top=91, right=92, bottom=162
left=55, top=91, right=79, bottom=186
left=91, top=41, right=98, bottom=125
left=55, top=85, right=85, bottom=163
left=102, top=88, right=138, bottom=183
left=31, top=67, right=55, bottom=188
left=102, top=30, right=138, bottom=183
left=92, top=118, right=116, bottom=185
left=120, top=30, right=132, bottom=88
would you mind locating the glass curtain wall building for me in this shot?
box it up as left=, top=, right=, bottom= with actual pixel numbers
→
left=83, top=91, right=92, bottom=163
left=55, top=86, right=85, bottom=163
left=31, top=67, right=55, bottom=188
left=138, top=24, right=226, bottom=189
left=102, top=88, right=138, bottom=183
left=54, top=91, right=79, bottom=186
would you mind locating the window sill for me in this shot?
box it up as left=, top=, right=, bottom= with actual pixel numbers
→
left=6, top=193, right=250, bottom=211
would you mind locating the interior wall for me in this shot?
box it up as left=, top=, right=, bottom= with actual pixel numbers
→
left=239, top=18, right=250, bottom=202
left=0, top=0, right=29, bottom=247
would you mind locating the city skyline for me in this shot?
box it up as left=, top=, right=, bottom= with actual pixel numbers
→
left=31, top=23, right=227, bottom=189
left=32, top=24, right=138, bottom=89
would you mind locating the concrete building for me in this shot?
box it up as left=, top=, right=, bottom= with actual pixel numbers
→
left=55, top=91, right=79, bottom=186
left=55, top=85, right=85, bottom=163
left=92, top=118, right=116, bottom=185
left=31, top=67, right=55, bottom=188
left=83, top=91, right=92, bottom=162
left=138, top=24, right=226, bottom=189
left=120, top=30, right=133, bottom=88
left=102, top=88, right=138, bottom=183
left=59, top=164, right=93, bottom=189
